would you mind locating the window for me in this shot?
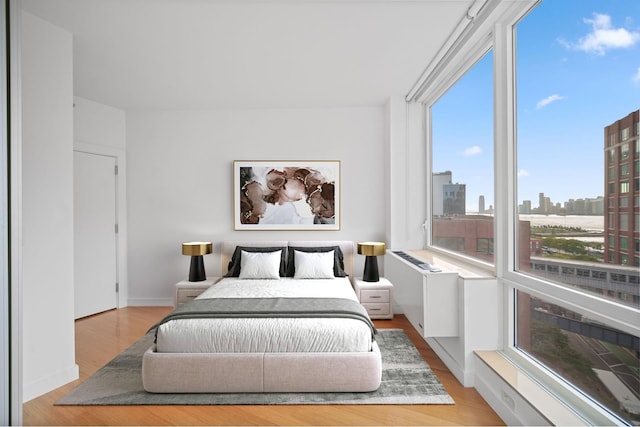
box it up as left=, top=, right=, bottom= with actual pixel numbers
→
left=476, top=238, right=494, bottom=254
left=512, top=0, right=639, bottom=424
left=620, top=236, right=628, bottom=250
left=620, top=181, right=630, bottom=193
left=620, top=163, right=629, bottom=176
left=620, top=143, right=630, bottom=160
left=619, top=196, right=628, bottom=208
left=431, top=51, right=494, bottom=265
left=516, top=291, right=639, bottom=424
left=621, top=127, right=630, bottom=141
left=620, top=213, right=629, bottom=231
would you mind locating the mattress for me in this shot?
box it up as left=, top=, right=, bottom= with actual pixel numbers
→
left=155, top=277, right=373, bottom=353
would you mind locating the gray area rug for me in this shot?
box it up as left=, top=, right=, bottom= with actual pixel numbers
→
left=57, top=329, right=454, bottom=405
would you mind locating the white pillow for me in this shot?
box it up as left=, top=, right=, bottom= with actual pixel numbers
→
left=239, top=250, right=282, bottom=279
left=293, top=250, right=335, bottom=279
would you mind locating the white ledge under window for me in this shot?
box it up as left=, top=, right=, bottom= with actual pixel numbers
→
left=474, top=350, right=619, bottom=426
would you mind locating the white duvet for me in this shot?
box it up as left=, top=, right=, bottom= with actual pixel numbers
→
left=155, top=277, right=374, bottom=353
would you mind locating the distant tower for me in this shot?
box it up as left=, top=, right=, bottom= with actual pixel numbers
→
left=538, top=192, right=546, bottom=213
left=479, top=195, right=485, bottom=213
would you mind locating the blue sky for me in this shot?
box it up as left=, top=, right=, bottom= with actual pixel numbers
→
left=432, top=0, right=640, bottom=212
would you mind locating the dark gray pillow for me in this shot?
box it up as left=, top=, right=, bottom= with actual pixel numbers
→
left=285, top=246, right=347, bottom=277
left=226, top=246, right=287, bottom=277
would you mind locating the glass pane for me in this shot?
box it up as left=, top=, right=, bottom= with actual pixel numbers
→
left=516, top=291, right=639, bottom=424
left=515, top=0, right=640, bottom=308
left=431, top=51, right=494, bottom=264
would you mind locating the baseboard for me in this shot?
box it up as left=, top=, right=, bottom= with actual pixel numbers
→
left=127, top=298, right=173, bottom=307
left=23, top=363, right=79, bottom=402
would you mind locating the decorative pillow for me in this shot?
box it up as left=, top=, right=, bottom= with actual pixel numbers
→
left=226, top=246, right=287, bottom=277
left=285, top=246, right=347, bottom=277
left=293, top=250, right=335, bottom=279
left=238, top=250, right=282, bottom=279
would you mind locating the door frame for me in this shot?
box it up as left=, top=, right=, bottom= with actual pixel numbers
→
left=73, top=141, right=128, bottom=309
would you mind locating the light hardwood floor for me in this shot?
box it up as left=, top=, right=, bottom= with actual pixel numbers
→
left=23, top=307, right=505, bottom=426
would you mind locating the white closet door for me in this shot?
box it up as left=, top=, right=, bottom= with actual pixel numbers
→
left=74, top=151, right=118, bottom=319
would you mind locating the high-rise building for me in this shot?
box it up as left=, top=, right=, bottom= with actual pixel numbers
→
left=432, top=171, right=452, bottom=216
left=604, top=109, right=639, bottom=267
left=478, top=195, right=485, bottom=213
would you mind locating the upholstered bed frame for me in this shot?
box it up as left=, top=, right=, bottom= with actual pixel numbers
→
left=142, top=240, right=382, bottom=393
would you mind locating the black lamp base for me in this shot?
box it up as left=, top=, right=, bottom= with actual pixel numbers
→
left=363, top=256, right=380, bottom=282
left=188, top=255, right=206, bottom=282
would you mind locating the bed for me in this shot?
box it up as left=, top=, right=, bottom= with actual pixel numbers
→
left=142, top=240, right=382, bottom=393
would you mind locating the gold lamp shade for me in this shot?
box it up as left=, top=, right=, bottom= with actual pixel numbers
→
left=357, top=242, right=386, bottom=282
left=357, top=242, right=386, bottom=256
left=182, top=242, right=213, bottom=281
left=182, top=242, right=213, bottom=256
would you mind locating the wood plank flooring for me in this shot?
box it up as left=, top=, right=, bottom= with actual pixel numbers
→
left=22, top=307, right=505, bottom=426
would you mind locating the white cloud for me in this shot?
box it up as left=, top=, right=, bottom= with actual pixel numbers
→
left=536, top=94, right=565, bottom=109
left=568, top=13, right=640, bottom=55
left=518, top=169, right=529, bottom=178
left=633, top=66, right=640, bottom=83
left=463, top=146, right=482, bottom=156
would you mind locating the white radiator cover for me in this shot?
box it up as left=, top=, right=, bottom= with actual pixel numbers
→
left=386, top=250, right=500, bottom=387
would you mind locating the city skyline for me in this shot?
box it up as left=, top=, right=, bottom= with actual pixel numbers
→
left=432, top=0, right=640, bottom=212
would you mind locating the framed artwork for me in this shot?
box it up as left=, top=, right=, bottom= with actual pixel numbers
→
left=234, top=160, right=340, bottom=230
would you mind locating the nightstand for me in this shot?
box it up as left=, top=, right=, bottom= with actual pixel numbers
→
left=174, top=277, right=219, bottom=307
left=353, top=277, right=394, bottom=319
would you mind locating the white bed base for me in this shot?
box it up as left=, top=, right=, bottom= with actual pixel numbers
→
left=142, top=341, right=381, bottom=393
left=142, top=240, right=383, bottom=393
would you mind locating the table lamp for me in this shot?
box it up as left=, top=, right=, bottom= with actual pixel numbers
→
left=182, top=241, right=213, bottom=282
left=357, top=242, right=386, bottom=282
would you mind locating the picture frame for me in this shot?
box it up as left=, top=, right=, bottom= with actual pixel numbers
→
left=234, top=160, right=340, bottom=230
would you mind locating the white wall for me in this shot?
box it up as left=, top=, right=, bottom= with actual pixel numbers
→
left=21, top=11, right=78, bottom=401
left=126, top=107, right=387, bottom=305
left=74, top=97, right=126, bottom=149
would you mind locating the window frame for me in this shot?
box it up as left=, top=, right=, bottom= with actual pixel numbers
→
left=413, top=0, right=639, bottom=424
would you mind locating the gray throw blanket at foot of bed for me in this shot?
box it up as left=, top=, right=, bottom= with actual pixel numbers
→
left=149, top=297, right=378, bottom=340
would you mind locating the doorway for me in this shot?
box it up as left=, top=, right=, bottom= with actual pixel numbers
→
left=73, top=151, right=118, bottom=319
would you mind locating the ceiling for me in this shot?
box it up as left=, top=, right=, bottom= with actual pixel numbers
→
left=21, top=0, right=472, bottom=110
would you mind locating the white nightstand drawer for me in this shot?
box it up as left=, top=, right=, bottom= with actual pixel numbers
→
left=177, top=289, right=204, bottom=303
left=363, top=303, right=391, bottom=316
left=360, top=289, right=390, bottom=303
left=174, top=278, right=218, bottom=307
